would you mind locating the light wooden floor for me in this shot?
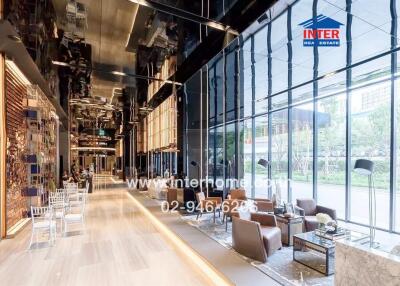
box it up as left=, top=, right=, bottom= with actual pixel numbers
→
left=0, top=188, right=215, bottom=286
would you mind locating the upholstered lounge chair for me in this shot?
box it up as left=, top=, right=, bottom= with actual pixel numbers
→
left=295, top=198, right=337, bottom=231
left=228, top=189, right=275, bottom=212
left=232, top=213, right=282, bottom=262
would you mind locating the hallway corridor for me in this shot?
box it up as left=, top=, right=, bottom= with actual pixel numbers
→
left=0, top=189, right=214, bottom=286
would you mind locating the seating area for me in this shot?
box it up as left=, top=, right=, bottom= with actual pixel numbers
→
left=148, top=184, right=400, bottom=284
left=3, top=0, right=400, bottom=285
left=28, top=182, right=89, bottom=248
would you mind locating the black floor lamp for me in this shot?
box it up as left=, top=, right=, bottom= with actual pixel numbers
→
left=190, top=161, right=200, bottom=187
left=258, top=158, right=270, bottom=197
left=353, top=159, right=379, bottom=248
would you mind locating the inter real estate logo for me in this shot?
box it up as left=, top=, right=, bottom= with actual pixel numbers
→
left=299, top=14, right=344, bottom=47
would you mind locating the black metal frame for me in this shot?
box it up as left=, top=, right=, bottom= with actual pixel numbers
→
left=287, top=6, right=293, bottom=203
left=128, top=0, right=238, bottom=35
left=390, top=0, right=398, bottom=232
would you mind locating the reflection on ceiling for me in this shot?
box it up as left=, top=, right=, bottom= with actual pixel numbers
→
left=52, top=0, right=138, bottom=99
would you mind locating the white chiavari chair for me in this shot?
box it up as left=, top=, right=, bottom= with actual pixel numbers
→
left=64, top=192, right=86, bottom=235
left=65, top=182, right=79, bottom=202
left=29, top=206, right=56, bottom=249
left=48, top=192, right=67, bottom=233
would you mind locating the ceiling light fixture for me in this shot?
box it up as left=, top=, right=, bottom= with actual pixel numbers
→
left=51, top=61, right=182, bottom=85
left=52, top=60, right=73, bottom=67
left=127, top=0, right=239, bottom=35
left=111, top=71, right=127, bottom=76
left=71, top=147, right=116, bottom=151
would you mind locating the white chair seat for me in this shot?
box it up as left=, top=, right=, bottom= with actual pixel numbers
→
left=69, top=200, right=83, bottom=207
left=68, top=193, right=79, bottom=200
left=45, top=211, right=64, bottom=219
left=33, top=220, right=56, bottom=229
left=65, top=214, right=83, bottom=222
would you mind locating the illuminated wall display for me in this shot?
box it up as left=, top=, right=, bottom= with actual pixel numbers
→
left=147, top=95, right=177, bottom=152
left=2, top=60, right=58, bottom=234
left=0, top=52, right=6, bottom=238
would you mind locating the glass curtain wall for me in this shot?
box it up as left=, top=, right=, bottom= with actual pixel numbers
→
left=183, top=0, right=400, bottom=232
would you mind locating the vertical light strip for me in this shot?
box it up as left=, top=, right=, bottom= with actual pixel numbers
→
left=0, top=53, right=6, bottom=238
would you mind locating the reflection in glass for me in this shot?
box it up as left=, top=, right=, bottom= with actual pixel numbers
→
left=226, top=50, right=237, bottom=122
left=350, top=80, right=391, bottom=229
left=255, top=116, right=269, bottom=198
left=225, top=123, right=236, bottom=188
left=291, top=104, right=313, bottom=203
left=215, top=126, right=225, bottom=188
left=317, top=94, right=346, bottom=219
left=271, top=110, right=288, bottom=202
left=241, top=39, right=252, bottom=118
left=241, top=120, right=253, bottom=197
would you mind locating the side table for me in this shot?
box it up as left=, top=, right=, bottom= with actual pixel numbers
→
left=276, top=214, right=303, bottom=246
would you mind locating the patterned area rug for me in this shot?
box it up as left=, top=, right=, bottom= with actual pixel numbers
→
left=181, top=214, right=334, bottom=286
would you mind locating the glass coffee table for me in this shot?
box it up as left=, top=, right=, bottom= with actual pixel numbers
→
left=293, top=230, right=369, bottom=276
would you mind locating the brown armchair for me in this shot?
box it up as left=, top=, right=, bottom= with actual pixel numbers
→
left=232, top=217, right=267, bottom=262
left=228, top=189, right=247, bottom=200
left=195, top=192, right=222, bottom=223
left=250, top=213, right=282, bottom=257
left=232, top=213, right=282, bottom=262
left=228, top=190, right=275, bottom=212
left=295, top=198, right=337, bottom=231
left=253, top=199, right=274, bottom=212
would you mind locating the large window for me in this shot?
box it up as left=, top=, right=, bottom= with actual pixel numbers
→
left=225, top=123, right=236, bottom=188
left=241, top=39, right=253, bottom=118
left=254, top=27, right=269, bottom=115
left=225, top=49, right=237, bottom=122
left=317, top=94, right=346, bottom=219
left=241, top=120, right=252, bottom=197
left=397, top=79, right=400, bottom=232
left=350, top=80, right=391, bottom=229
left=291, top=104, right=314, bottom=203
left=271, top=110, right=288, bottom=203
left=190, top=0, right=400, bottom=233
left=255, top=116, right=269, bottom=198
left=215, top=57, right=224, bottom=125
left=215, top=126, right=224, bottom=187
left=270, top=13, right=288, bottom=95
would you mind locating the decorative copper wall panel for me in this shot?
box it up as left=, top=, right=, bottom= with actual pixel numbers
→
left=5, top=64, right=27, bottom=230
